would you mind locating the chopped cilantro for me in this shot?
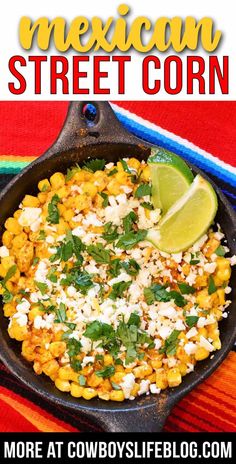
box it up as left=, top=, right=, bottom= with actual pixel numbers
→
left=2, top=289, right=13, bottom=303
left=108, top=258, right=122, bottom=278
left=47, top=267, right=58, bottom=283
left=190, top=253, right=200, bottom=265
left=65, top=163, right=81, bottom=181
left=102, top=222, right=119, bottom=243
left=32, top=257, right=40, bottom=266
left=144, top=283, right=187, bottom=307
left=159, top=330, right=180, bottom=356
left=111, top=381, right=121, bottom=390
left=47, top=194, right=60, bottom=224
left=96, top=365, right=115, bottom=378
left=116, top=229, right=147, bottom=250
left=185, top=315, right=199, bottom=328
left=215, top=245, right=226, bottom=257
left=208, top=275, right=217, bottom=295
left=140, top=201, right=154, bottom=210
left=55, top=302, right=67, bottom=323
left=70, top=359, right=82, bottom=372
left=79, top=374, right=86, bottom=386
left=83, top=158, right=106, bottom=172
left=87, top=243, right=111, bottom=264
left=99, top=192, right=109, bottom=207
left=134, top=183, right=152, bottom=198
left=95, top=354, right=104, bottom=362
left=178, top=282, right=195, bottom=294
left=41, top=183, right=49, bottom=192
left=74, top=271, right=94, bottom=294
left=38, top=230, right=46, bottom=240
left=107, top=168, right=118, bottom=177
left=123, top=211, right=137, bottom=233
left=66, top=338, right=82, bottom=357
left=109, top=280, right=131, bottom=300
left=2, top=265, right=17, bottom=285
left=34, top=281, right=48, bottom=295
left=122, top=259, right=140, bottom=276
left=120, top=158, right=132, bottom=174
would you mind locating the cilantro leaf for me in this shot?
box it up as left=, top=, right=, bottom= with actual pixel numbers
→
left=96, top=365, right=115, bottom=378
left=116, top=229, right=147, bottom=250
left=2, top=289, right=13, bottom=303
left=38, top=230, right=46, bottom=241
left=107, top=168, right=118, bottom=177
left=134, top=183, right=152, bottom=198
left=159, top=330, right=180, bottom=356
left=208, top=275, right=217, bottom=295
left=66, top=163, right=81, bottom=181
left=84, top=320, right=115, bottom=344
left=108, top=258, right=122, bottom=278
left=61, top=240, right=74, bottom=261
left=34, top=281, right=48, bottom=295
left=66, top=338, right=82, bottom=357
left=55, top=302, right=67, bottom=323
left=47, top=194, right=60, bottom=224
left=178, top=282, right=195, bottom=294
left=109, top=280, right=131, bottom=300
left=75, top=271, right=94, bottom=294
left=111, top=382, right=121, bottom=390
left=122, top=259, right=140, bottom=276
left=140, top=201, right=154, bottom=210
left=47, top=267, right=58, bottom=283
left=190, top=253, right=200, bottom=265
left=79, top=374, right=86, bottom=385
left=102, top=222, right=119, bottom=243
left=123, top=211, right=137, bottom=233
left=144, top=284, right=187, bottom=307
left=120, top=158, right=132, bottom=174
left=99, top=192, right=108, bottom=207
left=87, top=243, right=111, bottom=264
left=71, top=359, right=82, bottom=372
left=215, top=245, right=226, bottom=257
left=185, top=315, right=199, bottom=328
left=2, top=265, right=17, bottom=285
left=127, top=312, right=141, bottom=327
left=83, top=158, right=106, bottom=172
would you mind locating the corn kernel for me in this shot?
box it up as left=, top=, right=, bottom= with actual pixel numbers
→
left=50, top=172, right=65, bottom=189
left=82, top=388, right=98, bottom=400
left=110, top=390, right=125, bottom=401
left=22, top=195, right=40, bottom=208
left=71, top=383, right=84, bottom=397
left=38, top=179, right=50, bottom=192
left=167, top=368, right=182, bottom=387
left=55, top=378, right=71, bottom=392
left=195, top=347, right=209, bottom=361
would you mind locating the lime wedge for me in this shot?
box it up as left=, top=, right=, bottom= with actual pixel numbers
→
left=147, top=175, right=218, bottom=253
left=148, top=148, right=194, bottom=214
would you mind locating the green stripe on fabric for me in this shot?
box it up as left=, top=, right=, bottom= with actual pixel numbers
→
left=0, top=161, right=30, bottom=174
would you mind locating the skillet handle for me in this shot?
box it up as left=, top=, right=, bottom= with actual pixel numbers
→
left=50, top=101, right=138, bottom=153
left=84, top=401, right=172, bottom=433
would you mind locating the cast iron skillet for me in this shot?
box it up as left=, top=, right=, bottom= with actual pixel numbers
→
left=0, top=101, right=236, bottom=432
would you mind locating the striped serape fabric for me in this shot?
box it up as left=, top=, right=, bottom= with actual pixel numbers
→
left=0, top=101, right=235, bottom=432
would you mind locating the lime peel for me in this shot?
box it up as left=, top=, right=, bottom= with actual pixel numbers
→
left=147, top=174, right=218, bottom=253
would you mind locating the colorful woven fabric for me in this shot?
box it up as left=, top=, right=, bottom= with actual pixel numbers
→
left=0, top=101, right=236, bottom=432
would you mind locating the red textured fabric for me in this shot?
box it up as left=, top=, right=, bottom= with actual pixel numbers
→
left=0, top=102, right=236, bottom=167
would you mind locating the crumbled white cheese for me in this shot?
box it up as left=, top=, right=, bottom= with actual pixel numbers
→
left=158, top=304, right=177, bottom=319
left=13, top=313, right=28, bottom=327
left=82, top=213, right=103, bottom=227
left=199, top=336, right=214, bottom=352
left=150, top=384, right=161, bottom=394
left=120, top=373, right=136, bottom=399
left=18, top=207, right=42, bottom=230
left=138, top=379, right=150, bottom=396
left=108, top=272, right=131, bottom=287
left=204, top=262, right=217, bottom=274
left=16, top=298, right=30, bottom=313
left=186, top=327, right=198, bottom=339
left=0, top=246, right=9, bottom=258
left=230, top=255, right=236, bottom=266
left=224, top=286, right=232, bottom=294
left=184, top=342, right=197, bottom=355
left=158, top=326, right=172, bottom=340
left=82, top=356, right=95, bottom=368
left=171, top=252, right=183, bottom=264
left=192, top=234, right=208, bottom=252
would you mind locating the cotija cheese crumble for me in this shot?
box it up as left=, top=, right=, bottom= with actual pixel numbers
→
left=0, top=157, right=234, bottom=401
